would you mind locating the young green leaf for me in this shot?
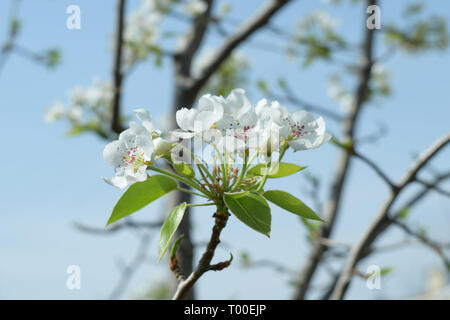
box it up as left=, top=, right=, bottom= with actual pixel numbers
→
left=397, top=207, right=409, bottom=219
left=170, top=234, right=184, bottom=259
left=224, top=191, right=271, bottom=237
left=224, top=191, right=249, bottom=199
left=107, top=174, right=178, bottom=225
left=173, top=162, right=194, bottom=178
left=380, top=267, right=394, bottom=276
left=263, top=190, right=323, bottom=221
left=158, top=202, right=187, bottom=263
left=246, top=162, right=306, bottom=178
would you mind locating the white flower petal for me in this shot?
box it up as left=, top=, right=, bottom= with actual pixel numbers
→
left=153, top=137, right=172, bottom=158
left=103, top=140, right=126, bottom=167
left=102, top=175, right=129, bottom=189
left=291, top=110, right=315, bottom=124
left=225, top=88, right=251, bottom=116
left=176, top=108, right=198, bottom=132
left=134, top=108, right=154, bottom=133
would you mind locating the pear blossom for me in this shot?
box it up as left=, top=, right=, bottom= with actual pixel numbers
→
left=153, top=137, right=172, bottom=158
left=182, top=0, right=207, bottom=17
left=44, top=101, right=65, bottom=123
left=214, top=89, right=258, bottom=148
left=102, top=109, right=155, bottom=189
left=255, top=99, right=331, bottom=151
left=278, top=110, right=331, bottom=151
left=175, top=94, right=224, bottom=136
left=327, top=76, right=354, bottom=112
left=68, top=79, right=114, bottom=108
left=172, top=88, right=330, bottom=165
left=121, top=0, right=164, bottom=68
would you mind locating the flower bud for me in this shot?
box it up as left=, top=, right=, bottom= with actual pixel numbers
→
left=153, top=137, right=172, bottom=159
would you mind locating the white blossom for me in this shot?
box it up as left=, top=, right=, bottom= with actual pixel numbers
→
left=67, top=79, right=114, bottom=109
left=175, top=94, right=224, bottom=136
left=255, top=98, right=331, bottom=151
left=103, top=109, right=155, bottom=189
left=278, top=110, right=331, bottom=151
left=44, top=101, right=65, bottom=123
left=182, top=0, right=207, bottom=17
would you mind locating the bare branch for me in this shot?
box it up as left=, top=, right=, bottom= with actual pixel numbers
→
left=414, top=177, right=450, bottom=197
left=109, top=231, right=153, bottom=299
left=353, top=122, right=388, bottom=145
left=73, top=220, right=162, bottom=235
left=391, top=218, right=450, bottom=265
left=352, top=148, right=397, bottom=190
left=192, top=0, right=293, bottom=91
left=111, top=0, right=126, bottom=134
left=269, top=85, right=343, bottom=122
left=174, top=0, right=214, bottom=80
left=331, top=132, right=450, bottom=299
left=242, top=258, right=296, bottom=276
left=293, top=0, right=378, bottom=300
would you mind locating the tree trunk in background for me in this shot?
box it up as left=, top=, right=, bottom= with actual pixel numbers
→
left=167, top=83, right=201, bottom=300
left=293, top=0, right=376, bottom=299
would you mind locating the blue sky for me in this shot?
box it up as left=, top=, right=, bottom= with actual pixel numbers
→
left=0, top=0, right=449, bottom=299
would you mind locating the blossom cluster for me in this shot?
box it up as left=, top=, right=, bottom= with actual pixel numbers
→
left=103, top=89, right=331, bottom=189
left=45, top=78, right=113, bottom=126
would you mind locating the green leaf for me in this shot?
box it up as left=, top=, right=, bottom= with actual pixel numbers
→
left=158, top=202, right=187, bottom=262
left=331, top=137, right=353, bottom=149
left=263, top=190, right=323, bottom=221
left=224, top=191, right=271, bottom=237
left=224, top=191, right=249, bottom=198
left=300, top=217, right=320, bottom=234
left=397, top=207, right=409, bottom=219
left=173, top=162, right=194, bottom=178
left=107, top=175, right=178, bottom=225
left=169, top=234, right=184, bottom=259
left=246, top=162, right=306, bottom=178
left=45, top=49, right=61, bottom=68
left=380, top=267, right=394, bottom=276
left=256, top=80, right=268, bottom=93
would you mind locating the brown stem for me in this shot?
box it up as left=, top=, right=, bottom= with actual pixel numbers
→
left=172, top=207, right=230, bottom=300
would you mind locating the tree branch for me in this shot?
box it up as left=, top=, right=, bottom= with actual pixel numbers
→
left=293, top=0, right=378, bottom=300
left=192, top=0, right=293, bottom=91
left=109, top=230, right=153, bottom=299
left=391, top=218, right=450, bottom=267
left=172, top=208, right=230, bottom=300
left=111, top=0, right=126, bottom=134
left=73, top=220, right=162, bottom=235
left=269, top=86, right=343, bottom=122
left=351, top=148, right=397, bottom=190
left=331, top=132, right=450, bottom=299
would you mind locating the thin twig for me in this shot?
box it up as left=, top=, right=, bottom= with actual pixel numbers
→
left=352, top=148, right=397, bottom=190
left=391, top=218, right=450, bottom=264
left=109, top=231, right=153, bottom=299
left=331, top=132, right=450, bottom=299
left=73, top=220, right=162, bottom=235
